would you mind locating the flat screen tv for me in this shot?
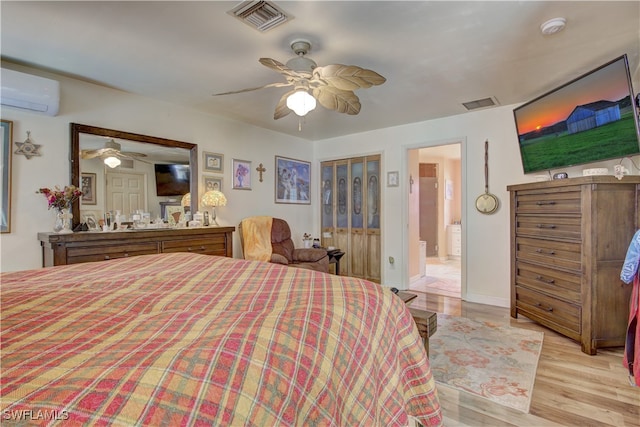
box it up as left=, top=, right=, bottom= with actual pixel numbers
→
left=513, top=54, right=640, bottom=174
left=154, top=163, right=190, bottom=196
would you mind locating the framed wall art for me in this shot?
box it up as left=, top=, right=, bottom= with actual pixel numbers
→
left=387, top=171, right=399, bottom=187
left=1, top=120, right=13, bottom=233
left=203, top=151, right=224, bottom=173
left=275, top=156, right=311, bottom=204
left=232, top=159, right=252, bottom=190
left=203, top=175, right=223, bottom=192
left=81, top=172, right=97, bottom=205
left=445, top=179, right=454, bottom=200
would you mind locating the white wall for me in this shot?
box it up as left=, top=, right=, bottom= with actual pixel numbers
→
left=0, top=65, right=316, bottom=272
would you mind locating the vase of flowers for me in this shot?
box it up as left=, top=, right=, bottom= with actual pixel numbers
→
left=302, top=232, right=313, bottom=248
left=37, top=185, right=83, bottom=233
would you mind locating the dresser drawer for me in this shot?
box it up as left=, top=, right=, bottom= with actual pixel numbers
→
left=515, top=237, right=581, bottom=271
left=515, top=285, right=581, bottom=335
left=162, top=236, right=227, bottom=256
left=515, top=215, right=581, bottom=240
left=67, top=242, right=159, bottom=264
left=515, top=261, right=581, bottom=303
left=514, top=189, right=581, bottom=215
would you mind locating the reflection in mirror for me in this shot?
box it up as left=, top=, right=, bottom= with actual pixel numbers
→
left=70, top=123, right=198, bottom=229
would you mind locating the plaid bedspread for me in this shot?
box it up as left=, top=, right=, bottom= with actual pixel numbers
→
left=1, top=252, right=442, bottom=426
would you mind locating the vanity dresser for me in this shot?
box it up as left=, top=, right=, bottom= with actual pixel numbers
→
left=508, top=176, right=638, bottom=354
left=38, top=227, right=235, bottom=267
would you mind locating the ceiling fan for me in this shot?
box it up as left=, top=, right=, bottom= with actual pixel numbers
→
left=81, top=139, right=149, bottom=164
left=213, top=39, right=386, bottom=119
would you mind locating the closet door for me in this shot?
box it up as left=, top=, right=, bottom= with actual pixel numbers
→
left=366, top=156, right=381, bottom=282
left=321, top=162, right=334, bottom=232
left=335, top=160, right=350, bottom=268
left=320, top=156, right=381, bottom=282
left=350, top=158, right=365, bottom=278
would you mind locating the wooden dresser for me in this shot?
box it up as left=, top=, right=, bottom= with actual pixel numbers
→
left=38, top=226, right=235, bottom=267
left=508, top=176, right=637, bottom=354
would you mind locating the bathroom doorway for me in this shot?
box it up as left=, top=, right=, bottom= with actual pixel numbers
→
left=408, top=143, right=462, bottom=297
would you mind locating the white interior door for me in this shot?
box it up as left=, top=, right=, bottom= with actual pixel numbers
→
left=106, top=172, right=147, bottom=216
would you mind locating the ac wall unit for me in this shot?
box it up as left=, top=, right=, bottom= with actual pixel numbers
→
left=1, top=68, right=60, bottom=116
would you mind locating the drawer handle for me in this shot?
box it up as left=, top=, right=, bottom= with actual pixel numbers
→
left=535, top=249, right=556, bottom=255
left=536, top=302, right=554, bottom=312
left=536, top=201, right=556, bottom=206
left=104, top=253, right=129, bottom=260
left=187, top=246, right=207, bottom=252
left=535, top=275, right=555, bottom=284
left=536, top=224, right=556, bottom=229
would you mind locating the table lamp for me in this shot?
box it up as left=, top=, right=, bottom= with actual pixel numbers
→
left=181, top=192, right=190, bottom=208
left=179, top=192, right=192, bottom=221
left=201, top=190, right=227, bottom=226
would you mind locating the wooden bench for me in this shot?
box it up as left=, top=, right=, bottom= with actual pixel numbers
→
left=397, top=291, right=438, bottom=356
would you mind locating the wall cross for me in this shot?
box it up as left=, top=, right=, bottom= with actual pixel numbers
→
left=256, top=163, right=266, bottom=182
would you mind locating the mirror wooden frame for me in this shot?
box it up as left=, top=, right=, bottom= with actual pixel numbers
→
left=1, top=120, right=13, bottom=233
left=70, top=123, right=198, bottom=229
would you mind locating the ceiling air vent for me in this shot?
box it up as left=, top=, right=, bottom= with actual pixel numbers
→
left=228, top=1, right=292, bottom=32
left=462, top=96, right=499, bottom=111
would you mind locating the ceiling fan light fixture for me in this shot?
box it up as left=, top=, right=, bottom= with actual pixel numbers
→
left=104, top=156, right=121, bottom=168
left=285, top=56, right=317, bottom=74
left=287, top=90, right=316, bottom=116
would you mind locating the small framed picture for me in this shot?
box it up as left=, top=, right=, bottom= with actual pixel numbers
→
left=387, top=171, right=399, bottom=187
left=83, top=214, right=99, bottom=231
left=81, top=172, right=97, bottom=204
left=232, top=159, right=252, bottom=190
left=203, top=175, right=223, bottom=192
left=445, top=179, right=454, bottom=200
left=203, top=151, right=224, bottom=173
left=81, top=210, right=101, bottom=230
left=275, top=156, right=311, bottom=204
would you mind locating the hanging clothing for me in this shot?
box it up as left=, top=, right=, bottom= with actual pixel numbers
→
left=621, top=229, right=640, bottom=387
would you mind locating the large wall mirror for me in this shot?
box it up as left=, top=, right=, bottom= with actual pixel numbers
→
left=70, top=123, right=198, bottom=229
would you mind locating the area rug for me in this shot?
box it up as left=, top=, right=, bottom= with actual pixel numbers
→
left=429, top=314, right=544, bottom=413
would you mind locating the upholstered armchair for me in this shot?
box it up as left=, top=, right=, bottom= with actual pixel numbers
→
left=239, top=216, right=329, bottom=273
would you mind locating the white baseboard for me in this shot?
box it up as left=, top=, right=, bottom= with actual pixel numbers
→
left=462, top=292, right=509, bottom=308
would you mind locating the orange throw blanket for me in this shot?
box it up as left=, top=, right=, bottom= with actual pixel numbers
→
left=242, top=216, right=273, bottom=262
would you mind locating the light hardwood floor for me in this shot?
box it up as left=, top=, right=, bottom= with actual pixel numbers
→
left=411, top=292, right=640, bottom=426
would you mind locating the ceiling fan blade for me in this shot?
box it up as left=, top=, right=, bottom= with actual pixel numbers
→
left=81, top=150, right=100, bottom=160
left=313, top=86, right=361, bottom=115
left=313, top=64, right=386, bottom=91
left=120, top=151, right=147, bottom=158
left=259, top=58, right=304, bottom=79
left=81, top=147, right=116, bottom=159
left=274, top=90, right=295, bottom=120
left=212, top=81, right=292, bottom=96
left=118, top=153, right=152, bottom=164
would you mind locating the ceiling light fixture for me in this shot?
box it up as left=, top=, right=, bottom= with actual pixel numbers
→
left=104, top=156, right=121, bottom=168
left=286, top=89, right=316, bottom=116
left=540, top=17, right=566, bottom=35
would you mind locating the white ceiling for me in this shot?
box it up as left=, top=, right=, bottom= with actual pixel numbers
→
left=2, top=1, right=639, bottom=142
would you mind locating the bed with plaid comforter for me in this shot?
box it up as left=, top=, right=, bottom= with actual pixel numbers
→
left=1, top=252, right=442, bottom=426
